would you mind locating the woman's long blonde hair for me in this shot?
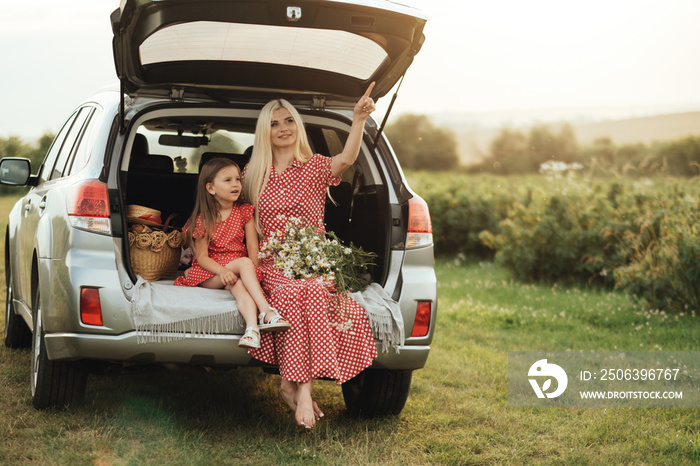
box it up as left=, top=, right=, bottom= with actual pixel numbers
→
left=243, top=99, right=314, bottom=234
left=185, top=157, right=242, bottom=247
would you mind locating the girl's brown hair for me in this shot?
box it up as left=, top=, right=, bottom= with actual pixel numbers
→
left=184, top=157, right=241, bottom=247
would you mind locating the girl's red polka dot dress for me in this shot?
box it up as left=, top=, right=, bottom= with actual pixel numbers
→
left=247, top=154, right=378, bottom=384
left=174, top=203, right=255, bottom=287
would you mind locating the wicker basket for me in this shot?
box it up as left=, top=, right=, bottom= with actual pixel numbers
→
left=128, top=226, right=185, bottom=281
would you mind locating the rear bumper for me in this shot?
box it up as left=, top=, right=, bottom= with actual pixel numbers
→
left=45, top=332, right=430, bottom=370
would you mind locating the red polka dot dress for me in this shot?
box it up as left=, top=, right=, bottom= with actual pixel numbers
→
left=247, top=154, right=378, bottom=384
left=174, top=203, right=255, bottom=287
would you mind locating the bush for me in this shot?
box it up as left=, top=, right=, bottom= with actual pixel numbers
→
left=657, top=135, right=700, bottom=177
left=578, top=138, right=652, bottom=177
left=479, top=182, right=618, bottom=285
left=406, top=171, right=521, bottom=258
left=576, top=135, right=700, bottom=178
left=408, top=171, right=700, bottom=313
left=614, top=203, right=700, bottom=313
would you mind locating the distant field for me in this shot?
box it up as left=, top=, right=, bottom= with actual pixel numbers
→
left=454, top=110, right=700, bottom=165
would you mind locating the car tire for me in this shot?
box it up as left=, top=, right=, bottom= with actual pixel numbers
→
left=342, top=369, right=412, bottom=417
left=4, top=243, right=31, bottom=349
left=30, top=286, right=87, bottom=410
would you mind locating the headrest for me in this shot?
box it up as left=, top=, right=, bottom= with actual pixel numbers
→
left=132, top=133, right=149, bottom=158
left=199, top=152, right=251, bottom=172
left=130, top=153, right=174, bottom=173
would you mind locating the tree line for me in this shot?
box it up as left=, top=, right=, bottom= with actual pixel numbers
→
left=471, top=124, right=700, bottom=178
left=382, top=113, right=700, bottom=177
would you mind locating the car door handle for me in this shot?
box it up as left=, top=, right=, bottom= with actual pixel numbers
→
left=37, top=196, right=48, bottom=216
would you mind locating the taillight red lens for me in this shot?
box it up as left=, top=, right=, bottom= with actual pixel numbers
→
left=67, top=180, right=111, bottom=233
left=80, top=287, right=103, bottom=326
left=407, top=196, right=433, bottom=248
left=411, top=301, right=432, bottom=337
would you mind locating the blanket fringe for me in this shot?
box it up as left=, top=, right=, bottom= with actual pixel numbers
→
left=135, top=310, right=243, bottom=344
left=366, top=313, right=404, bottom=353
left=349, top=283, right=405, bottom=353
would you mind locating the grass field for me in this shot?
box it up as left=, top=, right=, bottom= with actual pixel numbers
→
left=1, top=194, right=700, bottom=464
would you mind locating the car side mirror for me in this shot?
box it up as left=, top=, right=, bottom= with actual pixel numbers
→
left=0, top=158, right=33, bottom=186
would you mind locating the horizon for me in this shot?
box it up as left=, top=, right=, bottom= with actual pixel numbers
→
left=431, top=102, right=700, bottom=131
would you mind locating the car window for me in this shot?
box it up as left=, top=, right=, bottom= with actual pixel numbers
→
left=67, top=106, right=103, bottom=176
left=137, top=126, right=254, bottom=174
left=140, top=22, right=388, bottom=81
left=320, top=127, right=357, bottom=183
left=321, top=128, right=345, bottom=156
left=50, top=107, right=92, bottom=181
left=39, top=111, right=79, bottom=184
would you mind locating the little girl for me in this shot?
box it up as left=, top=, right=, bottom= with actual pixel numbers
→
left=174, top=157, right=290, bottom=348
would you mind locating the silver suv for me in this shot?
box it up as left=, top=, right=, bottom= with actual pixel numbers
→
left=2, top=0, right=435, bottom=415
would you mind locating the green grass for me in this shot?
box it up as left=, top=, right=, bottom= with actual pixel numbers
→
left=1, top=194, right=700, bottom=464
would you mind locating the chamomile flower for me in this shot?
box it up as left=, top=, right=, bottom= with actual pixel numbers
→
left=258, top=216, right=376, bottom=294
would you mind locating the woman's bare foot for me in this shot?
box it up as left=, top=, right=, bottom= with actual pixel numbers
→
left=280, top=379, right=298, bottom=411
left=295, top=382, right=316, bottom=429
left=280, top=379, right=324, bottom=420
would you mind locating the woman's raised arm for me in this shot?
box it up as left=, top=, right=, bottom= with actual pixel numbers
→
left=331, top=82, right=376, bottom=178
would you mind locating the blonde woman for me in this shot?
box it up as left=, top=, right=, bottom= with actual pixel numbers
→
left=243, top=83, right=378, bottom=429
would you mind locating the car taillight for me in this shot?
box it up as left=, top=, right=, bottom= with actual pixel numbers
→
left=67, top=180, right=111, bottom=234
left=80, top=287, right=103, bottom=326
left=406, top=195, right=433, bottom=248
left=411, top=301, right=432, bottom=337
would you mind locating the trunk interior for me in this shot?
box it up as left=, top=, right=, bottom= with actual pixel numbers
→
left=121, top=114, right=390, bottom=285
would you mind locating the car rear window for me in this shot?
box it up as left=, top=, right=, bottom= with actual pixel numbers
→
left=139, top=22, right=387, bottom=80
left=134, top=127, right=255, bottom=174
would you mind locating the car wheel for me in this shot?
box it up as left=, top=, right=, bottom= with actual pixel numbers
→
left=342, top=369, right=412, bottom=417
left=4, top=245, right=31, bottom=348
left=30, top=286, right=87, bottom=410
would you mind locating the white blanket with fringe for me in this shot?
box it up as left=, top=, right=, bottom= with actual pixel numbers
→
left=350, top=283, right=405, bottom=353
left=130, top=277, right=244, bottom=344
left=130, top=278, right=405, bottom=352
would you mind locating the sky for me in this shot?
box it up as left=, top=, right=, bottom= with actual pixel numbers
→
left=2, top=0, right=700, bottom=140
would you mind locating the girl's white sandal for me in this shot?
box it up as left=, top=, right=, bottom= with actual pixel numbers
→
left=258, top=308, right=291, bottom=332
left=238, top=326, right=261, bottom=348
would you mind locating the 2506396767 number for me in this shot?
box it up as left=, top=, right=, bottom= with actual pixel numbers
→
left=599, top=368, right=680, bottom=381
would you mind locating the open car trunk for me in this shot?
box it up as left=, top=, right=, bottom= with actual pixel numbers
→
left=121, top=111, right=391, bottom=286
left=112, top=0, right=427, bottom=102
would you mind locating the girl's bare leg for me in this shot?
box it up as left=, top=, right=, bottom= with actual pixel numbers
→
left=226, top=258, right=272, bottom=314
left=227, top=259, right=290, bottom=327
left=228, top=280, right=258, bottom=331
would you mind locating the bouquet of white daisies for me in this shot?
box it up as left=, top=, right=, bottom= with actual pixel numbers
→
left=258, top=216, right=376, bottom=294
